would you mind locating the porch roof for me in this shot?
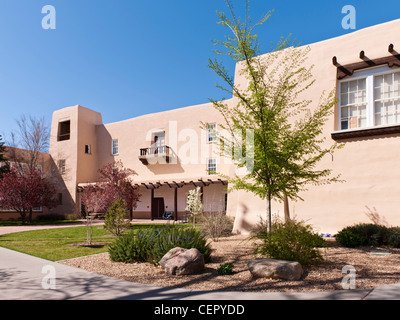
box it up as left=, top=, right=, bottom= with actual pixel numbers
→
left=77, top=176, right=228, bottom=190
left=133, top=175, right=228, bottom=189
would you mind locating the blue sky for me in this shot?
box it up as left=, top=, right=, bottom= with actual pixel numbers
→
left=0, top=0, right=399, bottom=143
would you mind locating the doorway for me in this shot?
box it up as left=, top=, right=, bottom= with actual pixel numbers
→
left=152, top=197, right=165, bottom=219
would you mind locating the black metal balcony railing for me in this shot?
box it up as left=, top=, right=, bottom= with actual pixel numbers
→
left=139, top=145, right=171, bottom=165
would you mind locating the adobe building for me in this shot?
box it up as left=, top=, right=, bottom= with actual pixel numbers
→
left=43, top=19, right=400, bottom=233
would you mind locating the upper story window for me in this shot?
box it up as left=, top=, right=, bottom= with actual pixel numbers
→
left=207, top=158, right=217, bottom=175
left=112, top=139, right=119, bottom=155
left=58, top=159, right=66, bottom=175
left=207, top=123, right=217, bottom=143
left=339, top=66, right=400, bottom=131
left=57, top=120, right=70, bottom=141
left=85, top=144, right=91, bottom=154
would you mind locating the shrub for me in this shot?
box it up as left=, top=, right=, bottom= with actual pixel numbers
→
left=104, top=199, right=130, bottom=236
left=252, top=219, right=326, bottom=266
left=200, top=213, right=234, bottom=241
left=388, top=227, right=400, bottom=248
left=108, top=224, right=212, bottom=265
left=335, top=229, right=365, bottom=248
left=336, top=223, right=392, bottom=247
left=108, top=228, right=155, bottom=263
left=217, top=263, right=234, bottom=275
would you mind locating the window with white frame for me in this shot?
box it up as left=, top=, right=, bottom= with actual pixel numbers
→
left=207, top=123, right=217, bottom=143
left=58, top=159, right=66, bottom=175
left=112, top=139, right=119, bottom=155
left=207, top=158, right=217, bottom=175
left=339, top=66, right=400, bottom=130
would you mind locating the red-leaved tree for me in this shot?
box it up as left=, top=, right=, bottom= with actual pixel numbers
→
left=80, top=160, right=140, bottom=219
left=0, top=168, right=58, bottom=224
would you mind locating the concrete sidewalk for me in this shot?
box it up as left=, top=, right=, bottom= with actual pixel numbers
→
left=0, top=246, right=397, bottom=300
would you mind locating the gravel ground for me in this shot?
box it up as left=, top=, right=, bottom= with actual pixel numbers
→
left=59, top=235, right=400, bottom=292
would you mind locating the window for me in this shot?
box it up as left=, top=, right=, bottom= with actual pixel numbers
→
left=112, top=139, right=119, bottom=155
left=207, top=123, right=217, bottom=143
left=207, top=158, right=217, bottom=175
left=339, top=66, right=400, bottom=130
left=85, top=144, right=91, bottom=154
left=57, top=193, right=63, bottom=205
left=58, top=159, right=65, bottom=175
left=57, top=120, right=70, bottom=141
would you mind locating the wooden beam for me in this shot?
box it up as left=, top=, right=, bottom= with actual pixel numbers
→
left=174, top=187, right=177, bottom=221
left=336, top=54, right=400, bottom=79
left=150, top=188, right=154, bottom=221
left=218, top=179, right=227, bottom=185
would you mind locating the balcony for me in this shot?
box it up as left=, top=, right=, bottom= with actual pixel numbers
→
left=139, top=145, right=172, bottom=165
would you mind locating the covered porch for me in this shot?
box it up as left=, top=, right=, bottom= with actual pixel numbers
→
left=132, top=176, right=228, bottom=221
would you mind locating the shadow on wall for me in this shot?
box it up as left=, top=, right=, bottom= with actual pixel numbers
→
left=233, top=203, right=254, bottom=234
left=144, top=147, right=184, bottom=175
left=46, top=155, right=76, bottom=217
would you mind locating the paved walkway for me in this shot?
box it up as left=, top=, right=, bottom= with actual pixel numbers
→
left=0, top=222, right=399, bottom=300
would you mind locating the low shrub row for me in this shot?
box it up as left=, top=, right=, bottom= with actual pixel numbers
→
left=336, top=223, right=400, bottom=248
left=108, top=224, right=212, bottom=265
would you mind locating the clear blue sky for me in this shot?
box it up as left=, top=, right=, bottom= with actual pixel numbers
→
left=1, top=0, right=399, bottom=143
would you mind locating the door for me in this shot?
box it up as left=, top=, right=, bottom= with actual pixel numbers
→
left=152, top=197, right=165, bottom=219
left=154, top=132, right=165, bottom=154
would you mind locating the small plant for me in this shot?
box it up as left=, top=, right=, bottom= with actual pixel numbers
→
left=217, top=263, right=234, bottom=275
left=201, top=212, right=234, bottom=241
left=104, top=199, right=130, bottom=236
left=185, top=187, right=203, bottom=228
left=252, top=218, right=326, bottom=265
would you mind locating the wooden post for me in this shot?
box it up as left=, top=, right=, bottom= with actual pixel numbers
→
left=174, top=187, right=177, bottom=221
left=284, top=194, right=290, bottom=223
left=151, top=188, right=154, bottom=221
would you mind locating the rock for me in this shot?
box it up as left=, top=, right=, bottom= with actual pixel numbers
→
left=159, top=247, right=205, bottom=276
left=248, top=258, right=303, bottom=281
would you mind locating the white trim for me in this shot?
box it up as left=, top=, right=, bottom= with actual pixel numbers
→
left=338, top=65, right=400, bottom=131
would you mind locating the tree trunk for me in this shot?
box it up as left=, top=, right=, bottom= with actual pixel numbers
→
left=266, top=191, right=272, bottom=233
left=29, top=208, right=33, bottom=224
left=284, top=194, right=290, bottom=223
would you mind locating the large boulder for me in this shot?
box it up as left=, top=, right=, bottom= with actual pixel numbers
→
left=248, top=258, right=303, bottom=281
left=159, top=247, right=205, bottom=276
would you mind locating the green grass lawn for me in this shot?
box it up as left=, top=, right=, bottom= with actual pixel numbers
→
left=0, top=223, right=177, bottom=261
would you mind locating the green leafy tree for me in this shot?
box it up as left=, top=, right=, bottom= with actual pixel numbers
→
left=207, top=0, right=341, bottom=231
left=104, top=199, right=130, bottom=236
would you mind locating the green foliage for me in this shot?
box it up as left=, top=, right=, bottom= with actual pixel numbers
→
left=104, top=199, right=130, bottom=236
left=335, top=230, right=365, bottom=248
left=252, top=219, right=326, bottom=265
left=217, top=263, right=234, bottom=275
left=108, top=225, right=212, bottom=265
left=336, top=223, right=400, bottom=248
left=388, top=227, right=400, bottom=248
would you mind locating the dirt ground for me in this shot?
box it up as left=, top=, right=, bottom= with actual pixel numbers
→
left=60, top=234, right=400, bottom=293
